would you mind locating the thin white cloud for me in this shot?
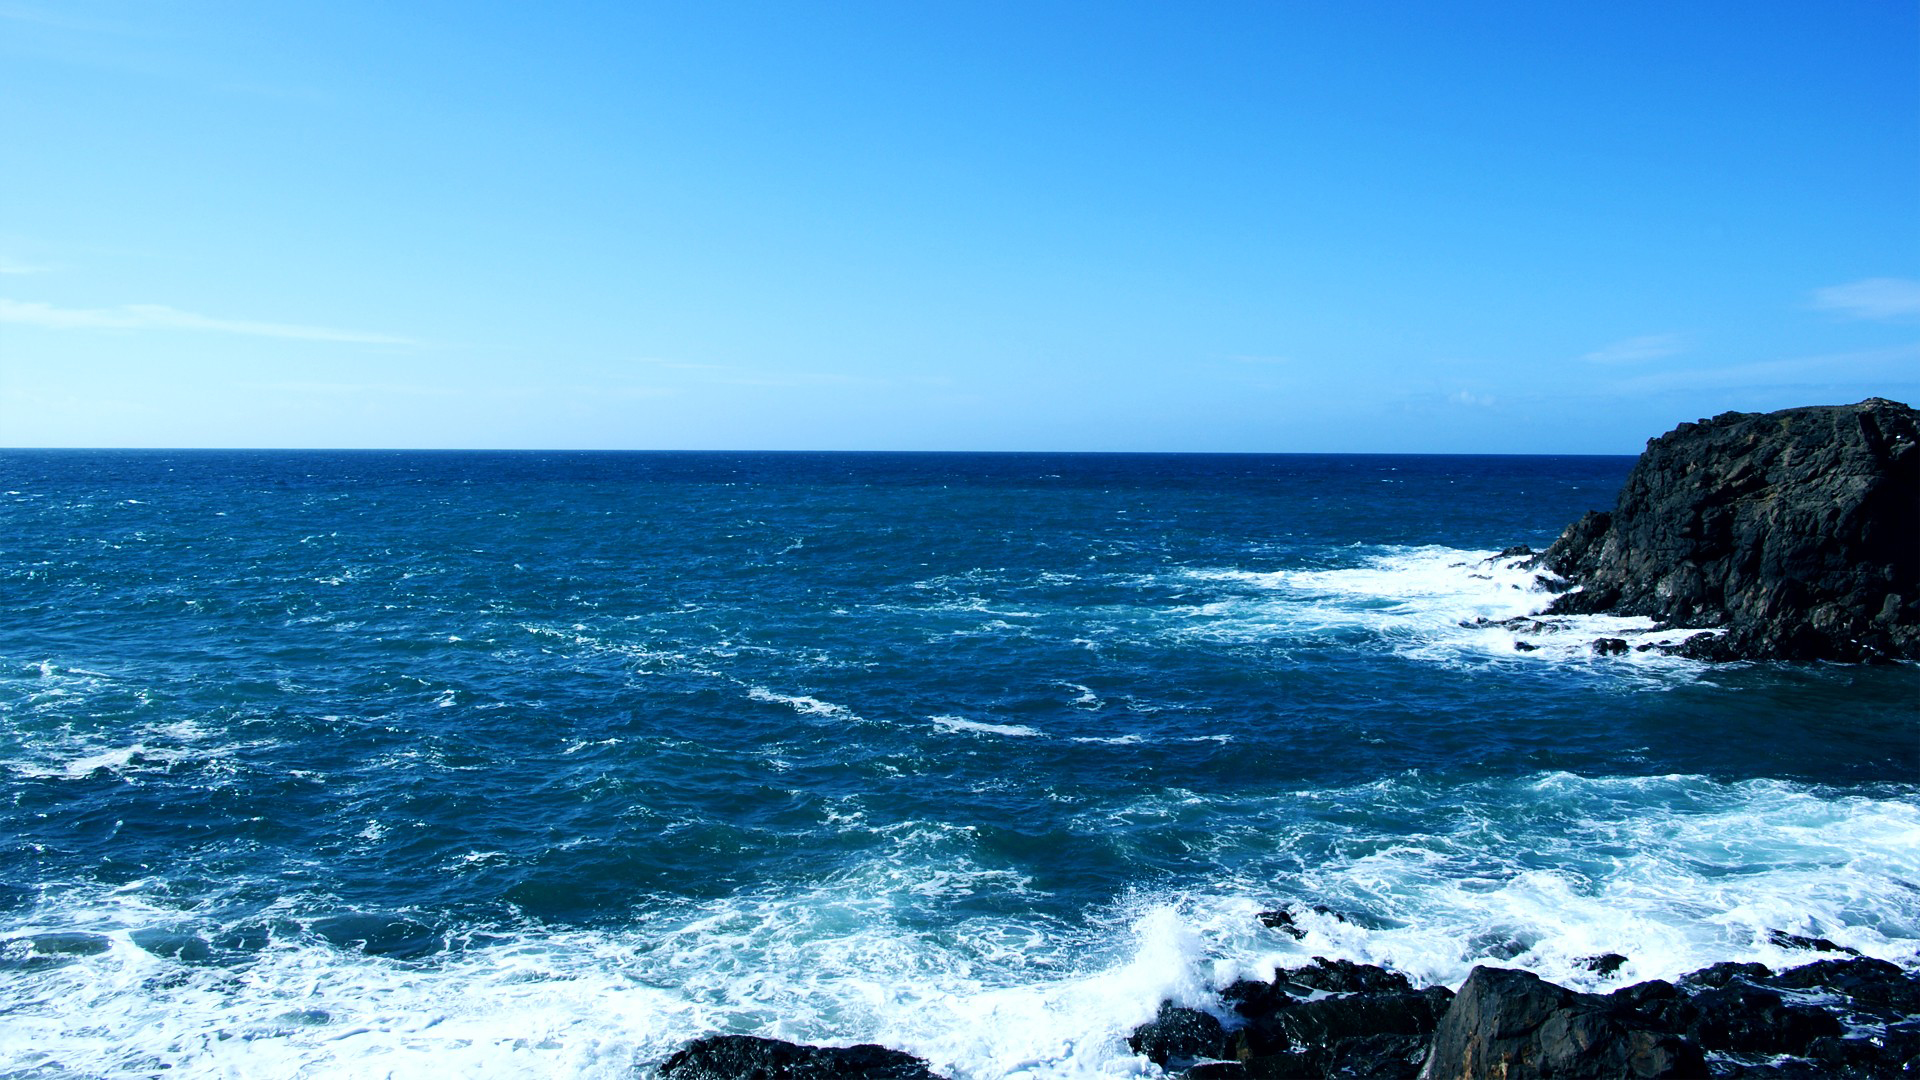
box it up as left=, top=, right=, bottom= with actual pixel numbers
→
left=0, top=298, right=419, bottom=345
left=1581, top=333, right=1686, bottom=364
left=0, top=257, right=49, bottom=274
left=1809, top=278, right=1920, bottom=321
left=1449, top=390, right=1495, bottom=407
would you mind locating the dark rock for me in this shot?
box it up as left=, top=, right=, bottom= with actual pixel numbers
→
left=1223, top=957, right=1418, bottom=1024
left=1234, top=988, right=1451, bottom=1061
left=1579, top=953, right=1629, bottom=976
left=1258, top=909, right=1309, bottom=940
left=1512, top=641, right=1539, bottom=652
left=1221, top=976, right=1300, bottom=1020
left=1420, top=965, right=1706, bottom=1079
left=1766, top=929, right=1864, bottom=957
left=1531, top=398, right=1920, bottom=662
left=1678, top=961, right=1772, bottom=989
left=1182, top=1063, right=1249, bottom=1078
left=1686, top=983, right=1843, bottom=1054
left=1257, top=905, right=1368, bottom=941
left=1279, top=957, right=1416, bottom=996
left=1313, top=1033, right=1432, bottom=1079
left=1806, top=1025, right=1920, bottom=1077
left=1590, top=637, right=1629, bottom=656
left=658, top=1034, right=944, bottom=1080
left=1128, top=1002, right=1227, bottom=1066
left=1766, top=957, right=1920, bottom=1013
left=1496, top=545, right=1535, bottom=558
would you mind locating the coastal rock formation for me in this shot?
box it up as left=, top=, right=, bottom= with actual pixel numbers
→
left=1419, top=966, right=1703, bottom=1078
left=657, top=1034, right=946, bottom=1079
left=1127, top=953, right=1920, bottom=1079
left=1533, top=398, right=1919, bottom=661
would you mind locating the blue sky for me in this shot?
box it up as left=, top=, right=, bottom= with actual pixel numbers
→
left=2, top=2, right=1916, bottom=452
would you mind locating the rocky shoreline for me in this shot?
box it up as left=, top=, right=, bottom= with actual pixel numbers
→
left=1513, top=398, right=1918, bottom=663
left=656, top=939, right=1920, bottom=1079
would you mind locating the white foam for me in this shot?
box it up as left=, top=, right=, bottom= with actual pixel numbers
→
left=930, top=716, right=1045, bottom=739
left=1177, top=546, right=1715, bottom=673
left=1, top=773, right=1916, bottom=1077
left=747, top=687, right=863, bottom=723
left=1186, top=772, right=1920, bottom=994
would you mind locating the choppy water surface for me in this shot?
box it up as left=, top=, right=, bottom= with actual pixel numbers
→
left=2, top=451, right=1915, bottom=1077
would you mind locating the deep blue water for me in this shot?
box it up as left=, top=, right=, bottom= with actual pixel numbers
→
left=2, top=451, right=1915, bottom=1077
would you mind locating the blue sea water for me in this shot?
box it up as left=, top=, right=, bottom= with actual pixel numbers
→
left=2, top=450, right=1915, bottom=1078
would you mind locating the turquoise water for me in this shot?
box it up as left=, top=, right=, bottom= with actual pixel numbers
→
left=2, top=451, right=1915, bottom=1077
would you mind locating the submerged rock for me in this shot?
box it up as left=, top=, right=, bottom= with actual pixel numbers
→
left=1530, top=398, right=1920, bottom=662
left=1766, top=929, right=1863, bottom=957
left=658, top=1035, right=945, bottom=1080
left=1577, top=952, right=1629, bottom=976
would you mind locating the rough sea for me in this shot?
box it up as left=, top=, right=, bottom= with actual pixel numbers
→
left=3, top=450, right=1915, bottom=1078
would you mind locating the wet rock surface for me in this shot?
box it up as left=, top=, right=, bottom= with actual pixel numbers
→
left=1127, top=953, right=1920, bottom=1079
left=1528, top=398, right=1920, bottom=662
left=658, top=1034, right=946, bottom=1080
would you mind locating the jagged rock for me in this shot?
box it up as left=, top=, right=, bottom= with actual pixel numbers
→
left=1258, top=909, right=1310, bottom=940
left=1805, top=1025, right=1920, bottom=1077
left=1677, top=961, right=1772, bottom=989
left=1512, top=640, right=1539, bottom=652
left=1578, top=953, right=1629, bottom=976
left=1767, top=956, right=1920, bottom=1014
left=1531, top=398, right=1920, bottom=661
left=1281, top=957, right=1417, bottom=996
left=1312, top=1033, right=1433, bottom=1079
left=1590, top=637, right=1629, bottom=656
left=1128, top=1002, right=1227, bottom=1066
left=1233, top=988, right=1453, bottom=1058
left=1257, top=905, right=1367, bottom=942
left=1766, top=929, right=1863, bottom=956
left=1419, top=966, right=1705, bottom=1079
left=1685, top=983, right=1843, bottom=1054
left=658, top=1035, right=944, bottom=1080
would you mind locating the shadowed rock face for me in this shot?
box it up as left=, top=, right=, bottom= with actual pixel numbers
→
left=1418, top=967, right=1705, bottom=1080
left=1536, top=398, right=1919, bottom=661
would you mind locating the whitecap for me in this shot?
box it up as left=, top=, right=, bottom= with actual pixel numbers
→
left=929, top=716, right=1044, bottom=739
left=747, top=687, right=862, bottom=723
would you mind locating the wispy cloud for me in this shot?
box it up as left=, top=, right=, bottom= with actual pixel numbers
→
left=0, top=257, right=50, bottom=275
left=1581, top=333, right=1686, bottom=364
left=0, top=298, right=419, bottom=345
left=1449, top=390, right=1496, bottom=407
left=1809, top=278, right=1920, bottom=321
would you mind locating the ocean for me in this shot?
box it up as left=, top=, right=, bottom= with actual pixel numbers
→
left=2, top=450, right=1915, bottom=1078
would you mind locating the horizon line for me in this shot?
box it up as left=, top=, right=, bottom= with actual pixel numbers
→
left=0, top=445, right=1644, bottom=458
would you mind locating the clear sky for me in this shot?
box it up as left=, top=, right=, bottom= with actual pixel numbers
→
left=3, top=2, right=1916, bottom=453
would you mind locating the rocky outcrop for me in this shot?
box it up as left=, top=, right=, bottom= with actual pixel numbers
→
left=1419, top=966, right=1703, bottom=1079
left=1532, top=398, right=1919, bottom=661
left=658, top=1034, right=946, bottom=1080
left=1128, top=953, right=1920, bottom=1079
